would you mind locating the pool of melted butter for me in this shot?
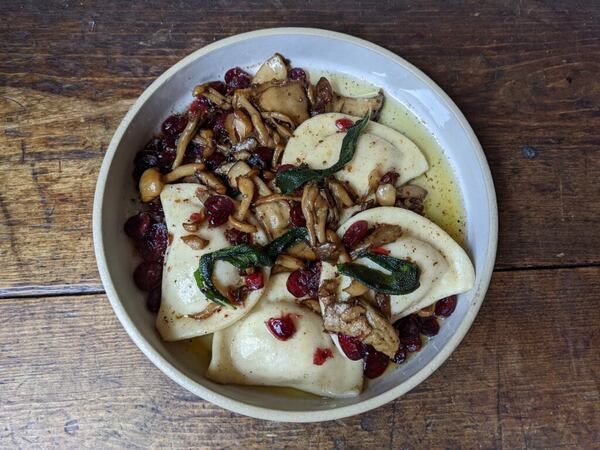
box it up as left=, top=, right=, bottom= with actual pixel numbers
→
left=171, top=71, right=467, bottom=397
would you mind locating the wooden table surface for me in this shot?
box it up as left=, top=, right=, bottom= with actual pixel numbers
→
left=1, top=1, right=599, bottom=448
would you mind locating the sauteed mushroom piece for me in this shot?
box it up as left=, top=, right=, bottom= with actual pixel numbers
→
left=256, top=79, right=309, bottom=126
left=172, top=114, right=201, bottom=169
left=139, top=163, right=205, bottom=202
left=319, top=279, right=399, bottom=358
left=252, top=53, right=289, bottom=84
left=233, top=93, right=271, bottom=146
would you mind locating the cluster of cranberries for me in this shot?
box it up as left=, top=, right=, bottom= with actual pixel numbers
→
left=286, top=263, right=321, bottom=299
left=124, top=206, right=168, bottom=313
left=335, top=295, right=458, bottom=378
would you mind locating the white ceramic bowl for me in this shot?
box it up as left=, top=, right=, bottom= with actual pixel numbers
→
left=93, top=28, right=497, bottom=422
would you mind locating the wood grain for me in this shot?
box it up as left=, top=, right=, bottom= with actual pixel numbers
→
left=1, top=268, right=599, bottom=449
left=1, top=1, right=600, bottom=296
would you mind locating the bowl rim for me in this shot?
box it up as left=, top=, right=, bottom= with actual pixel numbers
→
left=93, top=27, right=498, bottom=422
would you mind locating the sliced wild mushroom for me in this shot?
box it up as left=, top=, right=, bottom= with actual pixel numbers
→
left=396, top=184, right=428, bottom=215
left=236, top=176, right=254, bottom=220
left=260, top=111, right=296, bottom=128
left=254, top=193, right=301, bottom=206
left=139, top=163, right=205, bottom=202
left=228, top=215, right=257, bottom=234
left=195, top=170, right=227, bottom=194
left=335, top=89, right=384, bottom=119
left=252, top=53, right=289, bottom=84
left=181, top=235, right=209, bottom=250
left=172, top=114, right=201, bottom=169
left=311, top=77, right=384, bottom=118
left=417, top=303, right=435, bottom=318
left=344, top=279, right=370, bottom=297
left=312, top=77, right=336, bottom=115
left=226, top=161, right=253, bottom=188
left=327, top=178, right=354, bottom=208
left=319, top=279, right=399, bottom=358
left=255, top=201, right=290, bottom=239
left=326, top=229, right=351, bottom=263
left=192, top=129, right=215, bottom=159
left=231, top=137, right=257, bottom=155
left=188, top=302, right=220, bottom=320
left=234, top=93, right=271, bottom=146
left=374, top=293, right=392, bottom=319
left=275, top=254, right=305, bottom=271
left=301, top=182, right=331, bottom=247
left=352, top=224, right=403, bottom=257
left=256, top=79, right=309, bottom=126
left=232, top=108, right=253, bottom=141
left=203, top=87, right=230, bottom=109
left=272, top=143, right=285, bottom=167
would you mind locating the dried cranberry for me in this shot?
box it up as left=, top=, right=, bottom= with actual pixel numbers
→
left=371, top=246, right=390, bottom=255
left=338, top=334, right=366, bottom=360
left=124, top=212, right=152, bottom=240
left=277, top=164, right=295, bottom=172
left=133, top=151, right=159, bottom=181
left=245, top=272, right=264, bottom=290
left=207, top=80, right=227, bottom=95
left=146, top=288, right=161, bottom=313
left=161, top=114, right=188, bottom=137
left=138, top=222, right=168, bottom=262
left=289, top=67, right=306, bottom=81
left=335, top=118, right=354, bottom=132
left=394, top=315, right=420, bottom=340
left=133, top=262, right=162, bottom=291
left=286, top=263, right=321, bottom=298
left=435, top=295, right=458, bottom=317
left=363, top=346, right=390, bottom=379
left=204, top=152, right=226, bottom=171
left=147, top=199, right=165, bottom=222
left=342, top=220, right=369, bottom=248
left=289, top=202, right=306, bottom=227
left=266, top=315, right=296, bottom=340
left=189, top=96, right=211, bottom=116
left=313, top=347, right=333, bottom=365
left=157, top=147, right=176, bottom=172
left=224, top=67, right=251, bottom=91
left=210, top=111, right=228, bottom=137
left=393, top=344, right=407, bottom=365
left=403, top=337, right=422, bottom=353
left=249, top=146, right=274, bottom=169
left=224, top=228, right=252, bottom=245
left=380, top=171, right=399, bottom=185
left=204, top=195, right=234, bottom=227
left=182, top=142, right=204, bottom=164
left=418, top=316, right=440, bottom=337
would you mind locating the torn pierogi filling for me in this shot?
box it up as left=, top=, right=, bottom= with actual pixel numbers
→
left=124, top=53, right=475, bottom=397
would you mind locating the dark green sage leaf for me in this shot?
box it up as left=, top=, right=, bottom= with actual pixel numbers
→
left=337, top=253, right=420, bottom=295
left=275, top=113, right=371, bottom=194
left=194, top=228, right=309, bottom=307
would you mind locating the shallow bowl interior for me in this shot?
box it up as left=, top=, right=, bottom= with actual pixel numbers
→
left=93, top=28, right=497, bottom=422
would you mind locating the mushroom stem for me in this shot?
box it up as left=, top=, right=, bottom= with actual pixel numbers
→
left=195, top=170, right=227, bottom=194
left=234, top=94, right=271, bottom=146
left=228, top=215, right=257, bottom=233
left=140, top=163, right=205, bottom=202
left=163, top=163, right=205, bottom=183
left=236, top=176, right=255, bottom=220
left=172, top=114, right=200, bottom=169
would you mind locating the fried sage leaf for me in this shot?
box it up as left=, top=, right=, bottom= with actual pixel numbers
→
left=337, top=252, right=420, bottom=295
left=194, top=227, right=308, bottom=307
left=275, top=113, right=371, bottom=194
